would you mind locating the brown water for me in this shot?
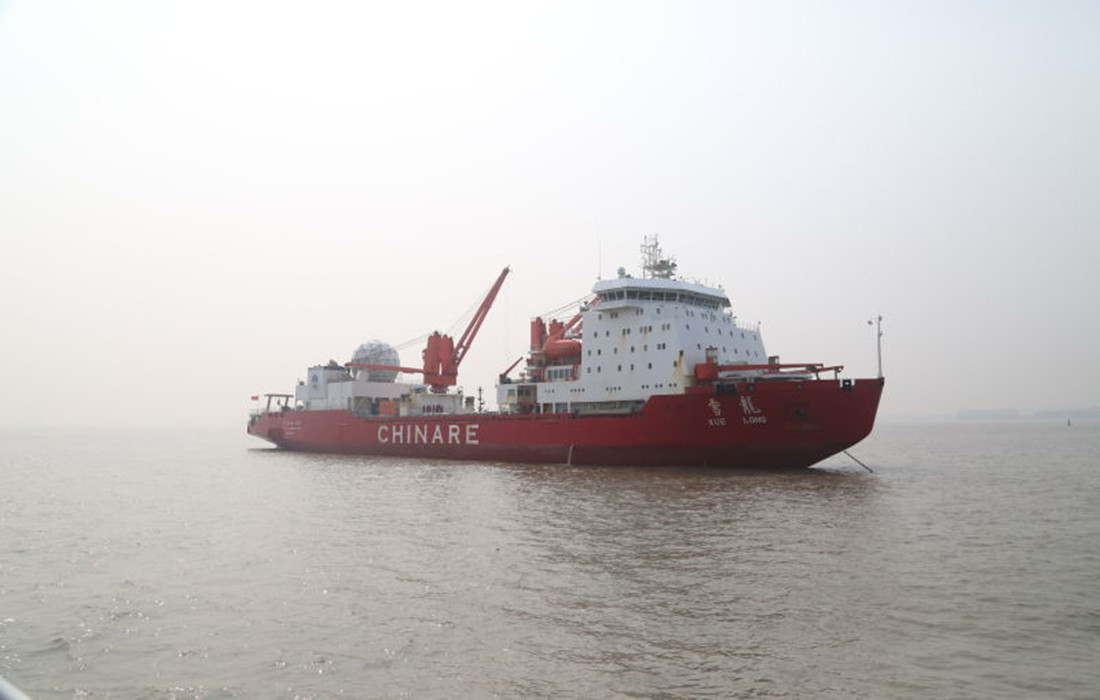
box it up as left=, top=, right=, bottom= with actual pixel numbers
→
left=1, top=422, right=1098, bottom=698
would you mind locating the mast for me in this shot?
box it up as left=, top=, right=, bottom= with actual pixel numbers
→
left=868, top=315, right=884, bottom=378
left=640, top=235, right=677, bottom=280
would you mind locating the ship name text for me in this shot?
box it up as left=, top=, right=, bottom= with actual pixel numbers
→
left=378, top=423, right=480, bottom=445
left=706, top=399, right=727, bottom=427
left=739, top=396, right=767, bottom=426
left=706, top=396, right=767, bottom=426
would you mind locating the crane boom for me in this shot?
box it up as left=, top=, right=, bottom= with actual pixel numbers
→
left=417, top=266, right=510, bottom=393
left=453, top=266, right=510, bottom=369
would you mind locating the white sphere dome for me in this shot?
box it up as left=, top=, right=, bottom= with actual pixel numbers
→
left=350, top=341, right=401, bottom=383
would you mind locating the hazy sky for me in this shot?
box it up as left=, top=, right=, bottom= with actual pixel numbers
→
left=2, top=1, right=1097, bottom=427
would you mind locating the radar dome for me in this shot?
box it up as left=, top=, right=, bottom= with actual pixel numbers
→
left=350, top=341, right=401, bottom=383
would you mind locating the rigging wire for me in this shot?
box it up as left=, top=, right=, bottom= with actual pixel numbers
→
left=843, top=450, right=875, bottom=473
left=392, top=276, right=504, bottom=351
left=537, top=294, right=594, bottom=321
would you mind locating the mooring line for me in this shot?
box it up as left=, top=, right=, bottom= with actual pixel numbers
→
left=843, top=450, right=875, bottom=473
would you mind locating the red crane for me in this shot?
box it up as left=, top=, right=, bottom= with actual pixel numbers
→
left=347, top=267, right=511, bottom=393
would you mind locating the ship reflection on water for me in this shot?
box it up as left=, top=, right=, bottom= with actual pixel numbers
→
left=256, top=449, right=891, bottom=696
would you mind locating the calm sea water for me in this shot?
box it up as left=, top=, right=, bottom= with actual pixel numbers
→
left=1, top=422, right=1098, bottom=699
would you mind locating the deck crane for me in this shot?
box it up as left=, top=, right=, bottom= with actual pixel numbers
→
left=347, top=267, right=511, bottom=393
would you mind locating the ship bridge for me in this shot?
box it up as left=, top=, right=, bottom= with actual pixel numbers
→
left=592, top=277, right=731, bottom=311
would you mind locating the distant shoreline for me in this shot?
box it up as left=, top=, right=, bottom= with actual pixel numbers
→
left=880, top=413, right=1100, bottom=425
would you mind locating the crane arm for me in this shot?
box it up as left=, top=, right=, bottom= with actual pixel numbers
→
left=346, top=362, right=424, bottom=375
left=451, top=266, right=510, bottom=370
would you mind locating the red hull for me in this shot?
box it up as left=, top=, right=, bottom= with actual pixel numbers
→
left=248, top=378, right=883, bottom=469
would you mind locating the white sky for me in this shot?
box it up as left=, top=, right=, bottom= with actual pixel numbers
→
left=2, top=1, right=1097, bottom=426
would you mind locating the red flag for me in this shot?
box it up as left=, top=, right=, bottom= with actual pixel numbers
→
left=250, top=395, right=259, bottom=400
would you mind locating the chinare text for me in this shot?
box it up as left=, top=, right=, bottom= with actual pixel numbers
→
left=377, top=423, right=480, bottom=445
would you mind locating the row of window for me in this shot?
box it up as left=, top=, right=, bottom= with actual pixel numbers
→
left=597, top=289, right=729, bottom=308
left=547, top=382, right=680, bottom=393
left=587, top=340, right=760, bottom=357
left=584, top=343, right=757, bottom=361
left=589, top=325, right=757, bottom=341
left=586, top=362, right=662, bottom=374
left=695, top=345, right=762, bottom=356
left=588, top=343, right=675, bottom=357
left=687, top=310, right=729, bottom=322
left=546, top=367, right=574, bottom=380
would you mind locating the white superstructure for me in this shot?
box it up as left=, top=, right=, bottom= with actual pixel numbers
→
left=294, top=353, right=470, bottom=417
left=497, top=237, right=769, bottom=415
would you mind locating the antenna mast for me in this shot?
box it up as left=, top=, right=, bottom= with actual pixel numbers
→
left=640, top=235, right=677, bottom=280
left=868, top=315, right=884, bottom=378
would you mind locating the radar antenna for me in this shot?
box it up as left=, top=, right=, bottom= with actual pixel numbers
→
left=641, top=235, right=677, bottom=280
